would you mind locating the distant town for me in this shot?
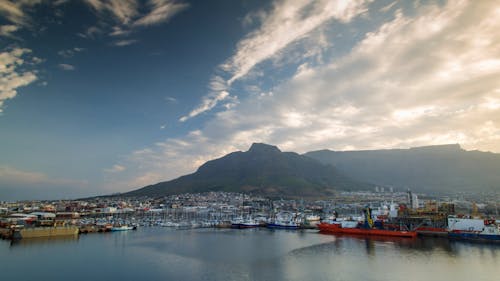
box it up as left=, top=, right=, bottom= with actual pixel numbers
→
left=1, top=188, right=498, bottom=239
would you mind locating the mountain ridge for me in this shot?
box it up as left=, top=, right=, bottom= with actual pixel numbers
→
left=305, top=144, right=500, bottom=194
left=124, top=143, right=371, bottom=198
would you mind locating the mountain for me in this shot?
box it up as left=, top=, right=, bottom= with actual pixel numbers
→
left=124, top=143, right=372, bottom=198
left=305, top=144, right=500, bottom=194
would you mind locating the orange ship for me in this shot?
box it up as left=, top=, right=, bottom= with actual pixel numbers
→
left=318, top=207, right=417, bottom=238
left=318, top=222, right=417, bottom=238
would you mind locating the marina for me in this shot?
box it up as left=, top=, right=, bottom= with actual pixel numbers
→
left=1, top=227, right=499, bottom=281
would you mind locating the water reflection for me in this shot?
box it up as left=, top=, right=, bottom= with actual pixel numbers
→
left=2, top=228, right=500, bottom=281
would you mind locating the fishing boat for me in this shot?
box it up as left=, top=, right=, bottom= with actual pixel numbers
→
left=267, top=212, right=301, bottom=229
left=318, top=207, right=417, bottom=238
left=110, top=225, right=137, bottom=231
left=232, top=217, right=260, bottom=228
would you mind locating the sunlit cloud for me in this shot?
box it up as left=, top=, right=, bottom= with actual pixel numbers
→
left=108, top=0, right=500, bottom=192
left=179, top=91, right=230, bottom=122
left=0, top=48, right=37, bottom=113
left=181, top=0, right=369, bottom=123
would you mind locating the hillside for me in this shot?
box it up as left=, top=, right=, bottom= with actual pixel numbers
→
left=124, top=143, right=371, bottom=198
left=305, top=144, right=500, bottom=194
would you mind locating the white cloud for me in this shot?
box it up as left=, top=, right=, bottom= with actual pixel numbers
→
left=181, top=0, right=368, bottom=122
left=0, top=24, right=18, bottom=37
left=0, top=48, right=37, bottom=113
left=179, top=91, right=230, bottom=122
left=58, top=63, right=75, bottom=71
left=221, top=0, right=369, bottom=85
left=84, top=0, right=189, bottom=43
left=133, top=0, right=189, bottom=27
left=0, top=0, right=42, bottom=33
left=165, top=96, right=177, bottom=103
left=106, top=0, right=500, bottom=193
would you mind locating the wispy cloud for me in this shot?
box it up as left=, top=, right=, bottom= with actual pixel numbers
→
left=0, top=24, right=18, bottom=37
left=179, top=91, right=230, bottom=122
left=108, top=0, right=500, bottom=192
left=221, top=0, right=369, bottom=85
left=0, top=48, right=37, bottom=113
left=180, top=0, right=369, bottom=122
left=104, top=164, right=126, bottom=173
left=113, top=39, right=138, bottom=47
left=165, top=96, right=177, bottom=103
left=0, top=0, right=42, bottom=35
left=58, top=63, right=75, bottom=71
left=84, top=0, right=189, bottom=44
left=58, top=47, right=85, bottom=58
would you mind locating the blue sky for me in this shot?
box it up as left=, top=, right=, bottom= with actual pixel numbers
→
left=1, top=0, right=499, bottom=200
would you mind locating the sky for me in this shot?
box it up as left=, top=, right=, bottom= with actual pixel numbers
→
left=0, top=0, right=499, bottom=201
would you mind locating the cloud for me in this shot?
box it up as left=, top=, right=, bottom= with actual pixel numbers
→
left=58, top=47, right=85, bottom=58
left=106, top=0, right=500, bottom=192
left=133, top=0, right=189, bottom=27
left=165, top=96, right=177, bottom=103
left=179, top=90, right=230, bottom=122
left=180, top=0, right=368, bottom=122
left=84, top=0, right=189, bottom=43
left=53, top=0, right=69, bottom=6
left=113, top=39, right=138, bottom=47
left=104, top=164, right=126, bottom=173
left=77, top=26, right=103, bottom=39
left=221, top=0, right=369, bottom=85
left=0, top=0, right=42, bottom=34
left=0, top=165, right=89, bottom=200
left=58, top=63, right=75, bottom=71
left=0, top=48, right=37, bottom=113
left=0, top=24, right=19, bottom=37
left=0, top=165, right=85, bottom=186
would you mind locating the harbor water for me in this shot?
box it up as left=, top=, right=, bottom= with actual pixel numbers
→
left=1, top=228, right=499, bottom=281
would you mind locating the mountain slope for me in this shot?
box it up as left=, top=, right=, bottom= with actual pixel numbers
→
left=125, top=143, right=371, bottom=198
left=305, top=144, right=500, bottom=194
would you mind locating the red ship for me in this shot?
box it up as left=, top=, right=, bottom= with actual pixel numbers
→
left=318, top=207, right=417, bottom=238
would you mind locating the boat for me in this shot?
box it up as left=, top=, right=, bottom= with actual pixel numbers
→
left=447, top=217, right=500, bottom=242
left=318, top=207, right=417, bottom=238
left=232, top=217, right=260, bottom=228
left=267, top=220, right=300, bottom=229
left=12, top=226, right=79, bottom=239
left=267, top=212, right=301, bottom=229
left=110, top=225, right=137, bottom=231
left=413, top=226, right=448, bottom=237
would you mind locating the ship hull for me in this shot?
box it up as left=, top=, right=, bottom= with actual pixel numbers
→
left=13, top=226, right=79, bottom=239
left=414, top=227, right=448, bottom=237
left=448, top=231, right=500, bottom=242
left=267, top=223, right=300, bottom=229
left=318, top=223, right=417, bottom=238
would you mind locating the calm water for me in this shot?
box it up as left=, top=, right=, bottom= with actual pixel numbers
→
left=1, top=228, right=499, bottom=281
